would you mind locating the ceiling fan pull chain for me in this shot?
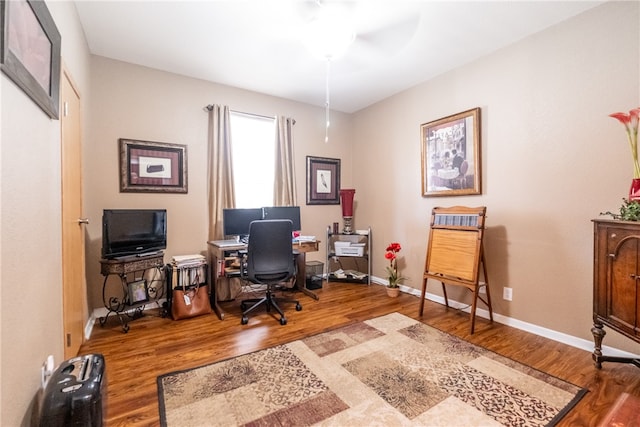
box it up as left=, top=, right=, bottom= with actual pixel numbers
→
left=325, top=58, right=331, bottom=143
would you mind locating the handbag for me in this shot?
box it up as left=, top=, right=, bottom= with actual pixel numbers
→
left=171, top=283, right=212, bottom=320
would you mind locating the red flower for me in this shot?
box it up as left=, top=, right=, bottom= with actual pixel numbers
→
left=610, top=112, right=633, bottom=125
left=384, top=242, right=404, bottom=287
left=386, top=242, right=402, bottom=253
left=610, top=108, right=640, bottom=179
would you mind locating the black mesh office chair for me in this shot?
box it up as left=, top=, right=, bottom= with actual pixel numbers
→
left=240, top=219, right=302, bottom=325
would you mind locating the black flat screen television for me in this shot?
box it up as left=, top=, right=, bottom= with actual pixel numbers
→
left=102, top=209, right=167, bottom=258
left=222, top=208, right=263, bottom=237
left=262, top=206, right=301, bottom=231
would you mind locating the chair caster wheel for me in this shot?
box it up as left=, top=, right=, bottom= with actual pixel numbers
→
left=241, top=316, right=248, bottom=325
left=296, top=303, right=302, bottom=311
left=280, top=317, right=287, bottom=325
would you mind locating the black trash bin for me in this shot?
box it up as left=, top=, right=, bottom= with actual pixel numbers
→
left=39, top=354, right=106, bottom=427
left=305, top=261, right=324, bottom=290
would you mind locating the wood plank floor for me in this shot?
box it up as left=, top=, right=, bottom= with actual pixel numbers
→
left=79, top=282, right=640, bottom=426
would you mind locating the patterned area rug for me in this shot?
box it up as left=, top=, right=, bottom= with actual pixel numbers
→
left=157, top=313, right=586, bottom=426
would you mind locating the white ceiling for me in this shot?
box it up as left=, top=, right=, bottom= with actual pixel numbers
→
left=74, top=0, right=604, bottom=113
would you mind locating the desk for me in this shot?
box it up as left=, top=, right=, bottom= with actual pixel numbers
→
left=208, top=240, right=320, bottom=320
left=292, top=240, right=320, bottom=300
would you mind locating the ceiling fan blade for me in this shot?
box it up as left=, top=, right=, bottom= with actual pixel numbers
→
left=330, top=13, right=420, bottom=73
left=354, top=14, right=420, bottom=57
left=292, top=0, right=357, bottom=24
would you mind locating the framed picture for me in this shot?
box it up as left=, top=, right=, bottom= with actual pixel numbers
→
left=119, top=138, right=188, bottom=193
left=420, top=107, right=482, bottom=197
left=128, top=280, right=148, bottom=305
left=306, top=156, right=340, bottom=205
left=0, top=0, right=61, bottom=119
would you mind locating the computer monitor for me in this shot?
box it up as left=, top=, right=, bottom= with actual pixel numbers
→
left=222, top=208, right=263, bottom=237
left=262, top=206, right=301, bottom=231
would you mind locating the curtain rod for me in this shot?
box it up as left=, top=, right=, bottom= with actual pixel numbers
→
left=203, top=104, right=295, bottom=124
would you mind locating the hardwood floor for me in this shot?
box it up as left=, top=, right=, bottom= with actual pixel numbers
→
left=79, top=282, right=640, bottom=426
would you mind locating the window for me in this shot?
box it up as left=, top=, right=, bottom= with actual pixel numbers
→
left=229, top=112, right=276, bottom=208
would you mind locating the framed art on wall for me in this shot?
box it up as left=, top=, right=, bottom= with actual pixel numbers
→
left=306, top=156, right=340, bottom=204
left=420, top=107, right=481, bottom=197
left=119, top=139, right=188, bottom=193
left=0, top=0, right=61, bottom=119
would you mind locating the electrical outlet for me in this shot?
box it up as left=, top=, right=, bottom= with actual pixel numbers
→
left=503, top=287, right=513, bottom=301
left=479, top=281, right=486, bottom=294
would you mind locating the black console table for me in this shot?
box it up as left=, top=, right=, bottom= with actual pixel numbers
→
left=99, top=253, right=165, bottom=332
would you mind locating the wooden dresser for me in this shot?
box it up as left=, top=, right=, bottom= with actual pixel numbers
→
left=592, top=219, right=640, bottom=369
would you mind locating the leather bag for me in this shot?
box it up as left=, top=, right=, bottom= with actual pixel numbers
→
left=171, top=283, right=212, bottom=320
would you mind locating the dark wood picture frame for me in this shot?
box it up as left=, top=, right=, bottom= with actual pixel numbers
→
left=119, top=138, right=188, bottom=193
left=420, top=107, right=482, bottom=197
left=128, top=280, right=149, bottom=305
left=0, top=0, right=61, bottom=119
left=306, top=156, right=340, bottom=205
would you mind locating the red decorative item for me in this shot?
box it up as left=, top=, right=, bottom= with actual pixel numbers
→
left=339, top=188, right=356, bottom=234
left=339, top=189, right=355, bottom=216
left=384, top=242, right=404, bottom=288
left=630, top=179, right=640, bottom=201
left=610, top=109, right=640, bottom=201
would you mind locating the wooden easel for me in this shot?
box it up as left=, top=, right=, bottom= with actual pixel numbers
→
left=419, top=206, right=493, bottom=334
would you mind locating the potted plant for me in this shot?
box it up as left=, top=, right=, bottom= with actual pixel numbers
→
left=385, top=242, right=405, bottom=297
left=601, top=198, right=640, bottom=221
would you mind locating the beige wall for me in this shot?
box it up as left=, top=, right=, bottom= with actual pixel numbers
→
left=354, top=1, right=640, bottom=351
left=2, top=1, right=638, bottom=424
left=84, top=57, right=354, bottom=310
left=0, top=2, right=91, bottom=425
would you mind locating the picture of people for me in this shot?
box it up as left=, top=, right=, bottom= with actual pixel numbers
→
left=128, top=280, right=148, bottom=304
left=421, top=108, right=481, bottom=196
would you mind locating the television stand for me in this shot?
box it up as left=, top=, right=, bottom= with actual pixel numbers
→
left=99, top=253, right=165, bottom=333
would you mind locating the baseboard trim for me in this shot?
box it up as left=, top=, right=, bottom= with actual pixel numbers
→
left=370, top=277, right=640, bottom=359
left=84, top=298, right=167, bottom=340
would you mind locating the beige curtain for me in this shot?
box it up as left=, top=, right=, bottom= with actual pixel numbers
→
left=273, top=116, right=297, bottom=206
left=207, top=104, right=235, bottom=241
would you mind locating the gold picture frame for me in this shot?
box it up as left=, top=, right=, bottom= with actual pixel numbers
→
left=420, top=108, right=481, bottom=197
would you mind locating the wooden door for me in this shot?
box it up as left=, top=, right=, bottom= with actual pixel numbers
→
left=61, top=68, right=86, bottom=358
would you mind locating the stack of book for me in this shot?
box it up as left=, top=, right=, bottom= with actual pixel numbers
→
left=172, top=254, right=206, bottom=267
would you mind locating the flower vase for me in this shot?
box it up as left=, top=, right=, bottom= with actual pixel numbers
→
left=339, top=189, right=356, bottom=234
left=386, top=287, right=400, bottom=298
left=630, top=179, right=640, bottom=202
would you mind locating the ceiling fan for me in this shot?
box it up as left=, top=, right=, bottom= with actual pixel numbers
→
left=295, top=1, right=420, bottom=141
left=298, top=1, right=420, bottom=62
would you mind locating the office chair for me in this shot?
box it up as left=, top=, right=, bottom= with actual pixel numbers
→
left=240, top=219, right=302, bottom=325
